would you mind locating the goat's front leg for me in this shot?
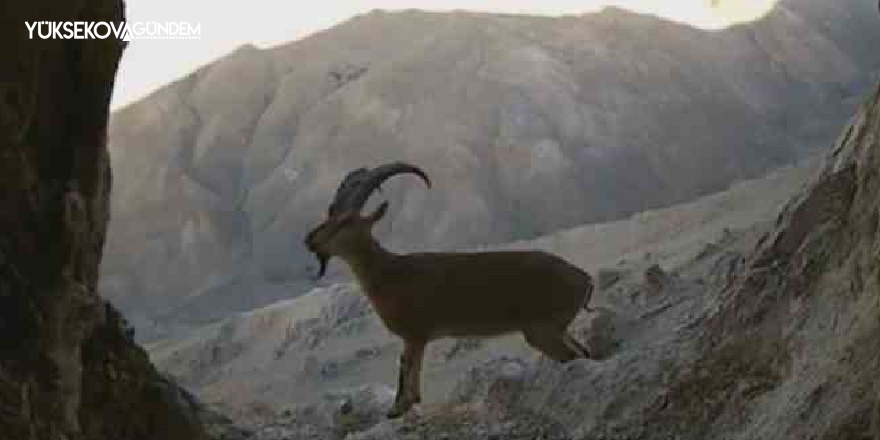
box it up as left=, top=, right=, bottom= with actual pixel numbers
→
left=388, top=338, right=426, bottom=419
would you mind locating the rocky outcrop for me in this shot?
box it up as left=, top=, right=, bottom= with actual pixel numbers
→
left=0, top=1, right=206, bottom=439
left=633, top=77, right=880, bottom=440
left=103, top=0, right=880, bottom=330
left=79, top=303, right=207, bottom=439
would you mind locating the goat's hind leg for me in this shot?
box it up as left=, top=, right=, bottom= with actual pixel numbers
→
left=563, top=333, right=591, bottom=359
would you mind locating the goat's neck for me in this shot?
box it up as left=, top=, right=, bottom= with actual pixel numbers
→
left=338, top=235, right=394, bottom=290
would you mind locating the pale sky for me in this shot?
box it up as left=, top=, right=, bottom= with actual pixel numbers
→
left=111, top=0, right=777, bottom=109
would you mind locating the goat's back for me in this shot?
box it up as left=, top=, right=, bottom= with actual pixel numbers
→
left=367, top=250, right=592, bottom=339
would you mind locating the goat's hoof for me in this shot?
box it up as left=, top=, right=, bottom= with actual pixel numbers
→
left=387, top=402, right=415, bottom=419
left=387, top=405, right=407, bottom=419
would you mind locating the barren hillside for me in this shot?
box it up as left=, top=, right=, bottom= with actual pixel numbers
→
left=103, top=0, right=880, bottom=330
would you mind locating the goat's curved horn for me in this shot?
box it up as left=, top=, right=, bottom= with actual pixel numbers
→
left=329, top=162, right=431, bottom=215
left=328, top=167, right=370, bottom=216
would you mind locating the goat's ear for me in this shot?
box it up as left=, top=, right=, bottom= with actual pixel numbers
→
left=366, top=201, right=389, bottom=223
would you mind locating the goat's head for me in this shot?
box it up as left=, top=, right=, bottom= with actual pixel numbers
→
left=304, top=162, right=431, bottom=278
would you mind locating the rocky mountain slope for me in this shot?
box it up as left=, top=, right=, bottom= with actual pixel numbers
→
left=162, top=77, right=880, bottom=440
left=103, top=0, right=880, bottom=330
left=0, top=2, right=208, bottom=439
left=148, top=158, right=815, bottom=414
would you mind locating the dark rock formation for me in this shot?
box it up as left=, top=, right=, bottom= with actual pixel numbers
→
left=640, top=79, right=880, bottom=440
left=0, top=1, right=206, bottom=438
left=80, top=303, right=208, bottom=439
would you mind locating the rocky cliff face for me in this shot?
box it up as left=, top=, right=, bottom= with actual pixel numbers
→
left=0, top=1, right=206, bottom=439
left=167, top=80, right=880, bottom=440
left=102, top=0, right=880, bottom=330
left=640, top=73, right=880, bottom=440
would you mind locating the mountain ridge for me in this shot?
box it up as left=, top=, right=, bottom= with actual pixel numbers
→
left=103, top=0, right=880, bottom=332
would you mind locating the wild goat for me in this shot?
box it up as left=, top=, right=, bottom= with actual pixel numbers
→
left=304, top=162, right=595, bottom=418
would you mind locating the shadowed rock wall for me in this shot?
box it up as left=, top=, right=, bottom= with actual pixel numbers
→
left=0, top=1, right=207, bottom=439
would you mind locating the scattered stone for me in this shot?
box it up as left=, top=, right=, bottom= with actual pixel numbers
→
left=643, top=264, right=672, bottom=296
left=326, top=383, right=396, bottom=436
left=597, top=268, right=625, bottom=291
left=319, top=360, right=341, bottom=379
left=695, top=241, right=723, bottom=261
left=578, top=307, right=627, bottom=360
left=449, top=356, right=530, bottom=411
left=199, top=404, right=253, bottom=440
left=354, top=347, right=382, bottom=360
left=346, top=406, right=572, bottom=440
left=443, top=338, right=483, bottom=360
left=236, top=384, right=394, bottom=440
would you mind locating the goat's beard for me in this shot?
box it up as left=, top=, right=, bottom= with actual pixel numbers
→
left=315, top=252, right=329, bottom=278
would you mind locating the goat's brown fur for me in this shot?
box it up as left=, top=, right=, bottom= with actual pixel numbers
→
left=305, top=165, right=594, bottom=418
